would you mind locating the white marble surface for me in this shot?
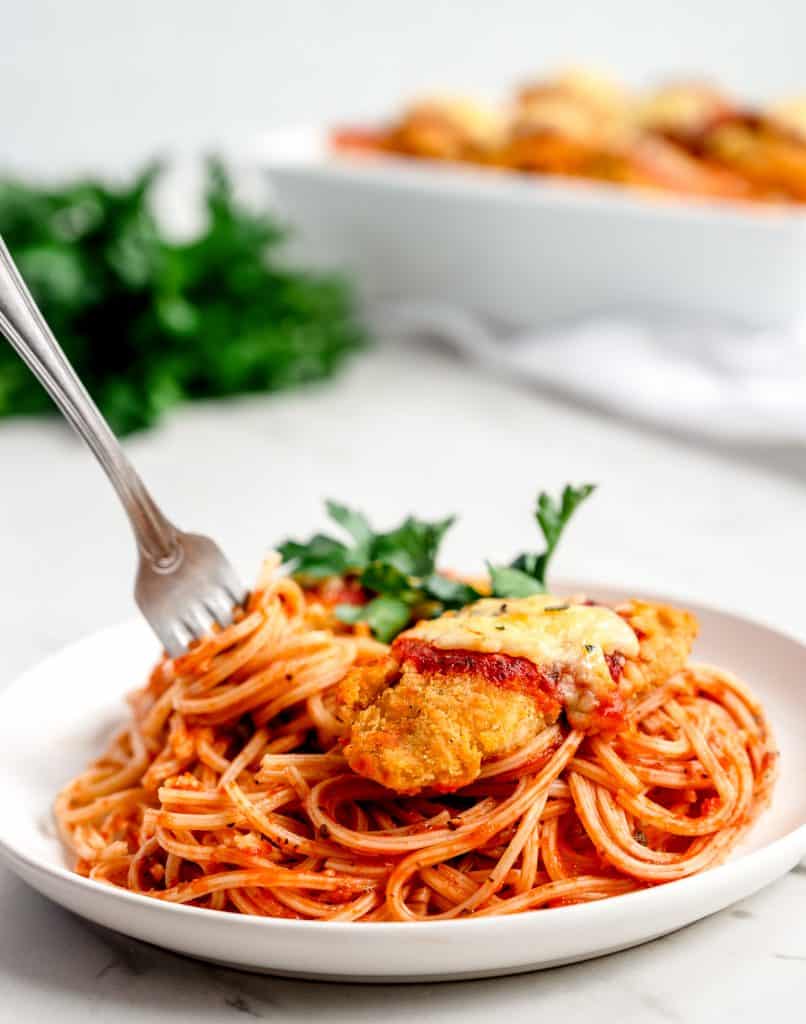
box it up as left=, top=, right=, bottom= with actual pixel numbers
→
left=1, top=340, right=805, bottom=1020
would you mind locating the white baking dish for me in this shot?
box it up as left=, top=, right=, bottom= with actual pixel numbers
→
left=258, top=125, right=806, bottom=329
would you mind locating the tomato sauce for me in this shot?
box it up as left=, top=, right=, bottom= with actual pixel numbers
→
left=310, top=577, right=367, bottom=607
left=392, top=638, right=561, bottom=719
left=392, top=637, right=629, bottom=732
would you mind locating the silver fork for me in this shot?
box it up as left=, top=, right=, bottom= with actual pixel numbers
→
left=0, top=236, right=246, bottom=657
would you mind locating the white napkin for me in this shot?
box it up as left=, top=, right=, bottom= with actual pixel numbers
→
left=374, top=301, right=806, bottom=446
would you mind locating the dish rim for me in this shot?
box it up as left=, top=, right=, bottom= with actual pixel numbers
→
left=2, top=579, right=805, bottom=935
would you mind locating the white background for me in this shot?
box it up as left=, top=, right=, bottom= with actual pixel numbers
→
left=1, top=3, right=805, bottom=1019
left=3, top=0, right=806, bottom=175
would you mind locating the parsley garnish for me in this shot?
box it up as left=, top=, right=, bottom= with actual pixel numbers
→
left=488, top=484, right=595, bottom=599
left=278, top=503, right=477, bottom=642
left=279, top=483, right=596, bottom=641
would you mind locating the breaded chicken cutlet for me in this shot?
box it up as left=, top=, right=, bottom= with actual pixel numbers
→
left=337, top=595, right=697, bottom=794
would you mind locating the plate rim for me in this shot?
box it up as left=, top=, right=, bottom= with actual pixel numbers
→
left=1, top=579, right=805, bottom=938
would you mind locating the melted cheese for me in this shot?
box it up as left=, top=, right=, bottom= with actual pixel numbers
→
left=403, top=595, right=639, bottom=688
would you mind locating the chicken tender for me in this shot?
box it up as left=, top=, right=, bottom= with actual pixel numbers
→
left=337, top=595, right=697, bottom=794
left=340, top=663, right=551, bottom=794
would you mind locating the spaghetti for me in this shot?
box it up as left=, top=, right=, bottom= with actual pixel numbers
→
left=55, top=561, right=778, bottom=921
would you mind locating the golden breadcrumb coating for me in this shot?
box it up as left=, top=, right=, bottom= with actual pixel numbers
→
left=337, top=599, right=697, bottom=795
left=339, top=661, right=551, bottom=794
left=616, top=599, right=699, bottom=697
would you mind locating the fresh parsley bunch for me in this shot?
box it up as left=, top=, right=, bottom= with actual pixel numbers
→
left=278, top=484, right=595, bottom=642
left=0, top=161, right=367, bottom=434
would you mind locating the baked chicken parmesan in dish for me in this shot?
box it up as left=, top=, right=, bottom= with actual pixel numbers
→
left=333, top=69, right=806, bottom=204
left=56, top=485, right=777, bottom=922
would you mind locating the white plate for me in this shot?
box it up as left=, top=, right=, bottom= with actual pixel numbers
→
left=1, top=582, right=805, bottom=982
left=259, top=125, right=806, bottom=328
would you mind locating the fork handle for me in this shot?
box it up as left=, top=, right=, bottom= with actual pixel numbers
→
left=0, top=235, right=180, bottom=566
